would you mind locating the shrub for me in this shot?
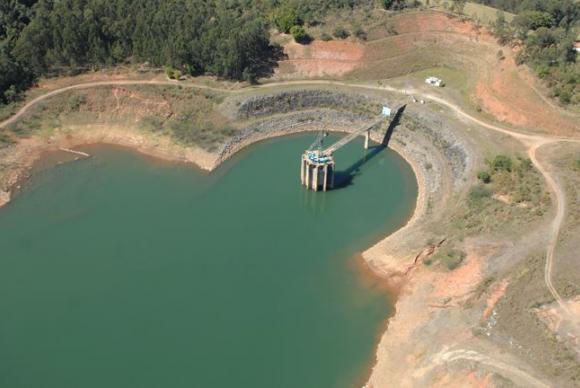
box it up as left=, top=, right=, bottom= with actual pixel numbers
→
left=165, top=66, right=176, bottom=79
left=496, top=49, right=505, bottom=60
left=558, top=87, right=572, bottom=105
left=477, top=171, right=491, bottom=184
left=290, top=25, right=310, bottom=44
left=354, top=26, right=367, bottom=41
left=469, top=185, right=492, bottom=201
left=67, top=94, right=86, bottom=112
left=0, top=132, right=15, bottom=146
left=320, top=32, right=332, bottom=41
left=436, top=248, right=466, bottom=270
left=491, top=155, right=513, bottom=172
left=383, top=0, right=409, bottom=10
left=333, top=26, right=350, bottom=39
left=535, top=64, right=550, bottom=79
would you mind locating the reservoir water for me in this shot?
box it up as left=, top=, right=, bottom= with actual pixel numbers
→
left=0, top=134, right=417, bottom=388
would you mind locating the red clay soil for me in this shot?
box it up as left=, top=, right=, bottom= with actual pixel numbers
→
left=475, top=56, right=578, bottom=136
left=276, top=40, right=365, bottom=78
left=393, top=11, right=492, bottom=41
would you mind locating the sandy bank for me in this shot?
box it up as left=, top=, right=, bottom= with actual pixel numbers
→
left=0, top=124, right=217, bottom=208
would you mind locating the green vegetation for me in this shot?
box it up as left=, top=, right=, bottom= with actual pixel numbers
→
left=382, top=0, right=416, bottom=11
left=0, top=132, right=15, bottom=147
left=454, top=155, right=550, bottom=232
left=490, top=154, right=513, bottom=172
left=290, top=25, right=311, bottom=44
left=321, top=32, right=333, bottom=41
left=479, top=0, right=580, bottom=105
left=421, top=1, right=578, bottom=105
left=436, top=247, right=467, bottom=270
left=425, top=245, right=467, bottom=270
left=5, top=85, right=233, bottom=151
left=333, top=26, right=350, bottom=39
left=477, top=170, right=492, bottom=183
left=272, top=5, right=301, bottom=33
left=353, top=26, right=368, bottom=40
left=1, top=0, right=377, bottom=105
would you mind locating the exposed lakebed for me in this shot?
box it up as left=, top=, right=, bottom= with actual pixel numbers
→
left=0, top=133, right=416, bottom=388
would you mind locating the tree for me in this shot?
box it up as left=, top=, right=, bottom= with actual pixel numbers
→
left=477, top=171, right=491, bottom=183
left=290, top=25, right=310, bottom=44
left=515, top=10, right=556, bottom=33
left=272, top=5, right=300, bottom=34
left=452, top=0, right=467, bottom=15
left=491, top=155, right=513, bottom=172
left=383, top=0, right=407, bottom=10
left=492, top=11, right=512, bottom=45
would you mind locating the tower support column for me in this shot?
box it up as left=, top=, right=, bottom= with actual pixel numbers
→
left=313, top=166, right=319, bottom=192
left=364, top=130, right=370, bottom=150
left=300, top=157, right=305, bottom=185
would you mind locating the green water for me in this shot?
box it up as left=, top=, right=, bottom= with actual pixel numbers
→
left=0, top=134, right=416, bottom=388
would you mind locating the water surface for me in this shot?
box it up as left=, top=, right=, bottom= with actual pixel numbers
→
left=0, top=134, right=417, bottom=388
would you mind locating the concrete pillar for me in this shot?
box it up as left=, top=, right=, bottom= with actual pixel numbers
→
left=364, top=130, right=370, bottom=150
left=330, top=165, right=335, bottom=189
left=323, top=164, right=328, bottom=192
left=305, top=163, right=311, bottom=189
left=313, top=166, right=319, bottom=192
left=300, top=157, right=305, bottom=185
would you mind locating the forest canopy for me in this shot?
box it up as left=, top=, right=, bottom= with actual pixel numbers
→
left=0, top=0, right=376, bottom=103
left=481, top=0, right=579, bottom=104
left=1, top=0, right=578, bottom=105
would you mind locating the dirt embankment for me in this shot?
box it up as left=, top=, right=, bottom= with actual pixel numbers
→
left=276, top=40, right=365, bottom=79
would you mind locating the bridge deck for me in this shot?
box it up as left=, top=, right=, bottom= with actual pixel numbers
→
left=322, top=117, right=384, bottom=155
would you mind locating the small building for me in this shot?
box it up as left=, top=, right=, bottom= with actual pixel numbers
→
left=574, top=41, right=580, bottom=53
left=425, top=76, right=444, bottom=87
left=381, top=106, right=392, bottom=117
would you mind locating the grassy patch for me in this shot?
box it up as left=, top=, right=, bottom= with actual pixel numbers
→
left=430, top=246, right=467, bottom=270
left=4, top=85, right=233, bottom=151
left=493, top=253, right=580, bottom=383
left=417, top=0, right=515, bottom=25
left=453, top=154, right=550, bottom=233
left=166, top=113, right=236, bottom=151
left=412, top=66, right=471, bottom=95
left=0, top=102, right=21, bottom=123
left=0, top=132, right=15, bottom=147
